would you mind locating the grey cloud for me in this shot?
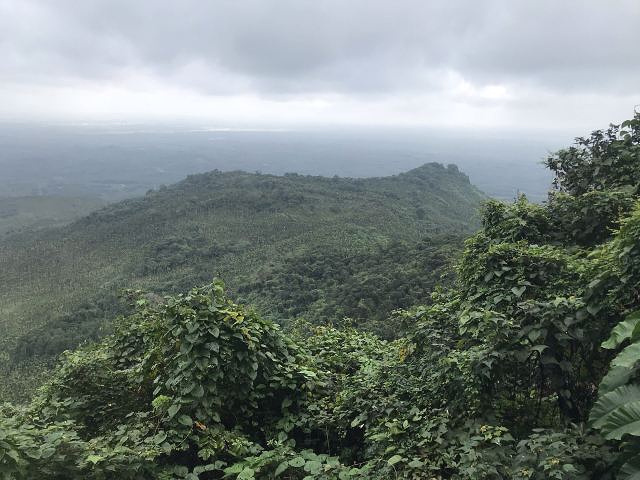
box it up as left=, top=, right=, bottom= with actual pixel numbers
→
left=0, top=0, right=639, bottom=113
left=452, top=1, right=640, bottom=92
left=1, top=2, right=633, bottom=90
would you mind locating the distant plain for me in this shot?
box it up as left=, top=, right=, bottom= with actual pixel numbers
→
left=0, top=124, right=562, bottom=205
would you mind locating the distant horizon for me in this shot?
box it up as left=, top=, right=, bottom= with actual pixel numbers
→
left=0, top=118, right=588, bottom=143
left=0, top=123, right=557, bottom=203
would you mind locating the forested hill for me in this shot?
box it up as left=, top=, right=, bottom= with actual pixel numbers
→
left=0, top=162, right=484, bottom=398
left=0, top=196, right=106, bottom=237
left=3, top=113, right=640, bottom=479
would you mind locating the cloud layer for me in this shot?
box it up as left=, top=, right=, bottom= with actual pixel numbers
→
left=1, top=0, right=639, bottom=130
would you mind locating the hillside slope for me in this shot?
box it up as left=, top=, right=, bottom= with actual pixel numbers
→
left=0, top=163, right=483, bottom=395
left=0, top=196, right=106, bottom=237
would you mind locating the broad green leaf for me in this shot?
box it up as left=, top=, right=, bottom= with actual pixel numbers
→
left=194, top=464, right=217, bottom=474
left=195, top=358, right=208, bottom=371
left=511, top=286, right=526, bottom=297
left=173, top=466, right=189, bottom=476
left=591, top=385, right=640, bottom=428
left=237, top=467, right=255, bottom=479
left=590, top=385, right=640, bottom=439
left=603, top=404, right=640, bottom=440
left=274, top=461, right=289, bottom=476
left=619, top=452, right=640, bottom=480
left=612, top=342, right=640, bottom=369
left=178, top=414, right=193, bottom=427
left=599, top=365, right=637, bottom=395
left=224, top=464, right=244, bottom=474
left=167, top=404, right=180, bottom=419
left=304, top=460, right=322, bottom=474
left=602, top=311, right=640, bottom=349
left=289, top=457, right=305, bottom=468
left=192, top=384, right=205, bottom=398
left=152, top=431, right=167, bottom=444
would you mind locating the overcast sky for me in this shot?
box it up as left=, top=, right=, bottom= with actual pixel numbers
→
left=1, top=0, right=639, bottom=131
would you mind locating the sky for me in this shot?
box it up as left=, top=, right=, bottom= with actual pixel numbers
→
left=1, top=0, right=639, bottom=131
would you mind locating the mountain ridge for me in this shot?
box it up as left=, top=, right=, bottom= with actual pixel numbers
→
left=0, top=162, right=484, bottom=400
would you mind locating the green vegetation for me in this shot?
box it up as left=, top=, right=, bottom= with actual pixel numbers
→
left=2, top=113, right=640, bottom=479
left=238, top=234, right=461, bottom=338
left=0, top=163, right=483, bottom=401
left=0, top=196, right=105, bottom=237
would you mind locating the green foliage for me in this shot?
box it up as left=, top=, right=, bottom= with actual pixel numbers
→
left=0, top=405, right=158, bottom=480
left=240, top=235, right=460, bottom=337
left=7, top=112, right=640, bottom=478
left=547, top=191, right=635, bottom=246
left=482, top=196, right=551, bottom=244
left=591, top=311, right=640, bottom=478
left=12, top=302, right=115, bottom=363
left=1, top=163, right=483, bottom=400
left=545, top=113, right=640, bottom=195
left=615, top=205, right=640, bottom=296
left=1, top=281, right=327, bottom=479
